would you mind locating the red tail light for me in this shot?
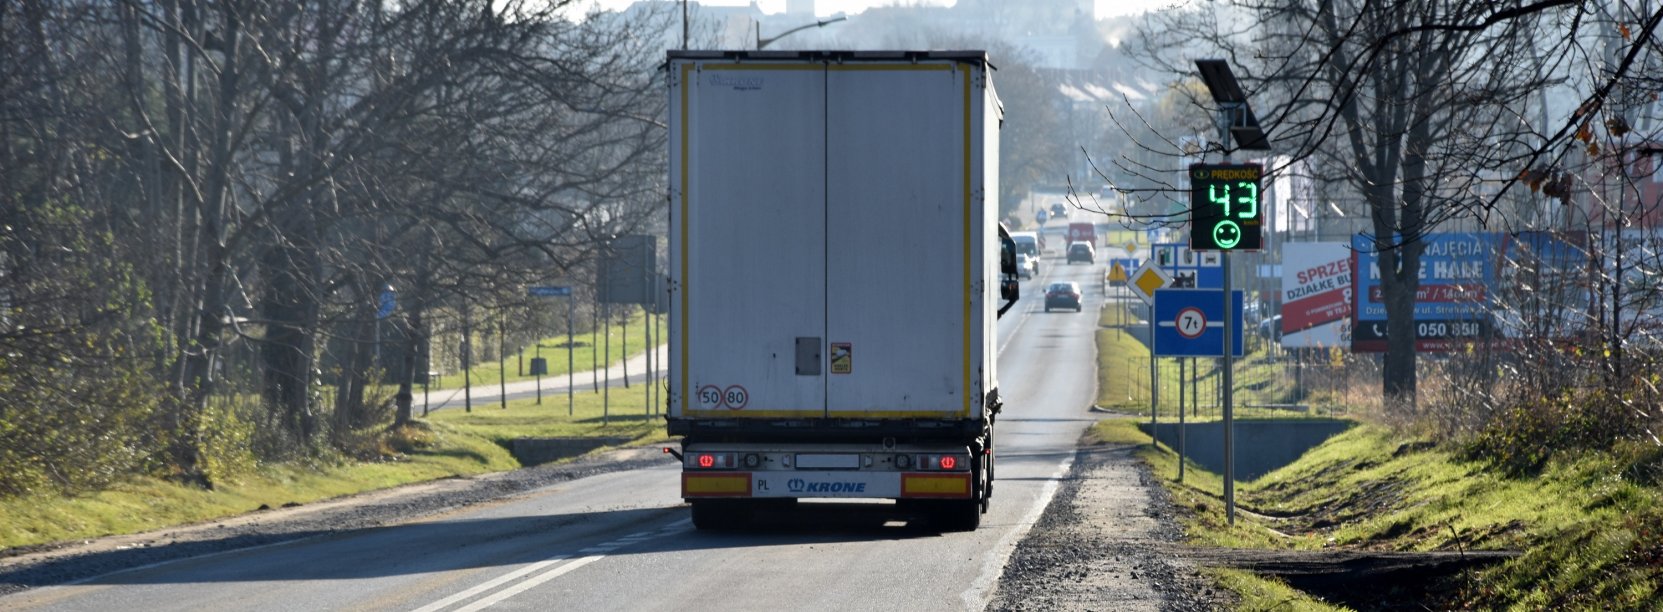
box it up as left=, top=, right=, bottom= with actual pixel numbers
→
left=687, top=452, right=737, bottom=469
left=913, top=453, right=970, bottom=471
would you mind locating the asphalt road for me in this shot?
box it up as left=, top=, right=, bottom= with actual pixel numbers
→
left=3, top=253, right=1113, bottom=612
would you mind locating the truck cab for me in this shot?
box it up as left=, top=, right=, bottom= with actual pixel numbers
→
left=1067, top=222, right=1097, bottom=247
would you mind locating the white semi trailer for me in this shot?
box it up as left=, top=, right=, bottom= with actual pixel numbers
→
left=665, top=50, right=1016, bottom=531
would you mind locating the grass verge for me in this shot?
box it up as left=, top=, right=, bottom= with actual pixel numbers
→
left=1209, top=568, right=1349, bottom=612
left=1092, top=299, right=1663, bottom=610
left=428, top=309, right=664, bottom=391
left=1091, top=417, right=1663, bottom=610
left=0, top=386, right=668, bottom=552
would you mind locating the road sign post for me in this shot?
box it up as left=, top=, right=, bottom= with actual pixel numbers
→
left=1192, top=57, right=1271, bottom=525
left=1129, top=260, right=1172, bottom=438
left=1223, top=253, right=1234, bottom=524
left=1187, top=156, right=1264, bottom=529
left=529, top=286, right=576, bottom=416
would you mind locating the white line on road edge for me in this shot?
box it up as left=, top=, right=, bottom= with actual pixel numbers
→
left=411, top=519, right=691, bottom=612
left=961, top=451, right=1077, bottom=610
left=407, top=557, right=571, bottom=612
left=450, top=555, right=604, bottom=612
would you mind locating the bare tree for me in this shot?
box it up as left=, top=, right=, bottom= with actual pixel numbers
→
left=1134, top=0, right=1566, bottom=406
left=0, top=0, right=675, bottom=489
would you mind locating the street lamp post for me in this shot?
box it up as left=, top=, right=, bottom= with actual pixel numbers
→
left=756, top=15, right=847, bottom=50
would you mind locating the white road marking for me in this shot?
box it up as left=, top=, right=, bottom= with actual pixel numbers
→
left=411, top=519, right=691, bottom=612
left=972, top=258, right=1100, bottom=608
left=450, top=555, right=605, bottom=612
left=962, top=453, right=1076, bottom=610
left=408, top=559, right=572, bottom=612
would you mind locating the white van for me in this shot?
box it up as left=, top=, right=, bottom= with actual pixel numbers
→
left=1010, top=231, right=1040, bottom=258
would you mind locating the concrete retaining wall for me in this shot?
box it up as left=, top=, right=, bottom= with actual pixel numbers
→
left=510, top=437, right=632, bottom=466
left=1137, top=419, right=1353, bottom=481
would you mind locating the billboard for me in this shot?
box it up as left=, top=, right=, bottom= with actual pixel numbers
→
left=1281, top=242, right=1351, bottom=349
left=1351, top=233, right=1494, bottom=352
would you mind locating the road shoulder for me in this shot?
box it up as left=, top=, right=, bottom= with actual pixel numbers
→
left=987, top=431, right=1234, bottom=611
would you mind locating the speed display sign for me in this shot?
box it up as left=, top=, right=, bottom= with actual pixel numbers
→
left=1189, top=163, right=1263, bottom=251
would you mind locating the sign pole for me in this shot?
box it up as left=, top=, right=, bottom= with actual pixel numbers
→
left=567, top=296, right=574, bottom=417
left=604, top=303, right=610, bottom=426
left=1223, top=251, right=1235, bottom=525
left=1178, top=355, right=1186, bottom=483
left=1150, top=314, right=1158, bottom=444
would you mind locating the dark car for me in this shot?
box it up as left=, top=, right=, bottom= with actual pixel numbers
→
left=1066, top=241, right=1095, bottom=264
left=1044, top=281, right=1082, bottom=312
left=1258, top=315, right=1283, bottom=342
left=1050, top=202, right=1067, bottom=218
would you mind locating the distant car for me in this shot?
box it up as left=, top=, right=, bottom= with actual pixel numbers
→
left=1050, top=202, right=1067, bottom=218
left=1044, top=281, right=1082, bottom=312
left=1016, top=253, right=1037, bottom=279
left=1066, top=241, right=1095, bottom=264
left=1258, top=315, right=1283, bottom=342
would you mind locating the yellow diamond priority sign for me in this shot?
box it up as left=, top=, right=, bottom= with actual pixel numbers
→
left=1129, top=260, right=1172, bottom=304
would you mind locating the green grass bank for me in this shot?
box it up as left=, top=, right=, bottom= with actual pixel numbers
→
left=0, top=386, right=666, bottom=552
left=1094, top=308, right=1663, bottom=609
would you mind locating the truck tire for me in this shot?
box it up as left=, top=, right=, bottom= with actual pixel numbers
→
left=690, top=500, right=746, bottom=531
left=934, top=457, right=987, bottom=532
left=981, top=451, right=995, bottom=512
left=934, top=499, right=981, bottom=532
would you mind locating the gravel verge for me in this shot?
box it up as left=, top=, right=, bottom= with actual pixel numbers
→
left=987, top=438, right=1235, bottom=612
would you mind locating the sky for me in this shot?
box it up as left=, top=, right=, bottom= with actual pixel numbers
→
left=581, top=0, right=1174, bottom=19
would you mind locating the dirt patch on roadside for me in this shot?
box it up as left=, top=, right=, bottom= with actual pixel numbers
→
left=987, top=442, right=1234, bottom=612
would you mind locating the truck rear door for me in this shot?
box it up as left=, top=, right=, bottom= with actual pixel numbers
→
left=672, top=55, right=987, bottom=421
left=674, top=62, right=827, bottom=417
left=824, top=62, right=977, bottom=419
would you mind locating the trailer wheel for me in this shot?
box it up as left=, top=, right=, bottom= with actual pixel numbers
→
left=934, top=458, right=986, bottom=532
left=934, top=500, right=982, bottom=532
left=690, top=500, right=747, bottom=531
left=981, top=451, right=994, bottom=513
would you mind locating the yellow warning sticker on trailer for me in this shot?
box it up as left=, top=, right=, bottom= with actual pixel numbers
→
left=830, top=342, right=852, bottom=374
left=683, top=474, right=751, bottom=497
left=901, top=473, right=971, bottom=498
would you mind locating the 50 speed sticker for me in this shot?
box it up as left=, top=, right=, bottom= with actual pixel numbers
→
left=696, top=384, right=750, bottom=410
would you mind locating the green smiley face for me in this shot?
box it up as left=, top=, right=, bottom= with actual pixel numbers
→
left=1212, top=220, right=1242, bottom=249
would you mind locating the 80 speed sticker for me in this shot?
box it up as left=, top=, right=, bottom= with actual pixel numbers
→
left=696, top=384, right=750, bottom=410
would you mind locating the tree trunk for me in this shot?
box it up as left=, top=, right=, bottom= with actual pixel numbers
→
left=260, top=242, right=321, bottom=445
left=334, top=311, right=373, bottom=438
left=394, top=306, right=422, bottom=427
left=1381, top=263, right=1419, bottom=404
